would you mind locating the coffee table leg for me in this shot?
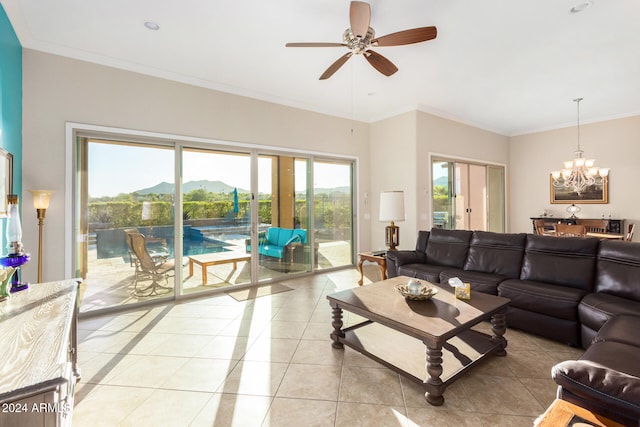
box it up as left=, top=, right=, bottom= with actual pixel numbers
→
left=424, top=344, right=445, bottom=406
left=329, top=303, right=345, bottom=349
left=490, top=311, right=508, bottom=356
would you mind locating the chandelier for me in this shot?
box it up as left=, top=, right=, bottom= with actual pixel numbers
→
left=551, top=98, right=609, bottom=195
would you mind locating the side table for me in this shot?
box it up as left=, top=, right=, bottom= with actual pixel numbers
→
left=357, top=252, right=386, bottom=285
left=534, top=399, right=625, bottom=427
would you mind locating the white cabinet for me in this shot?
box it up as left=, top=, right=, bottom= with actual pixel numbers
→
left=0, top=279, right=80, bottom=427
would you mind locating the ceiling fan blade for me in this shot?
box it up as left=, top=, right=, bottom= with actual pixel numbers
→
left=372, top=26, right=437, bottom=47
left=364, top=50, right=398, bottom=77
left=350, top=1, right=371, bottom=38
left=286, top=42, right=347, bottom=48
left=319, top=52, right=353, bottom=80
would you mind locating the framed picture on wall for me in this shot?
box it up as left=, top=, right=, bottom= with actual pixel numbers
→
left=550, top=174, right=608, bottom=204
left=0, top=148, right=13, bottom=217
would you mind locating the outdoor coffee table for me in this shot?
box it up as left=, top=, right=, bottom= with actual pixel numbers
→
left=326, top=275, right=509, bottom=406
left=188, top=252, right=251, bottom=285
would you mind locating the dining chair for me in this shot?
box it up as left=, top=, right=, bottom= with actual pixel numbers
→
left=534, top=219, right=548, bottom=235
left=555, top=223, right=587, bottom=237
left=575, top=219, right=609, bottom=233
left=627, top=224, right=635, bottom=241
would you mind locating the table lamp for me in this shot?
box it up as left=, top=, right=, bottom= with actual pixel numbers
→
left=379, top=190, right=405, bottom=250
left=0, top=194, right=31, bottom=292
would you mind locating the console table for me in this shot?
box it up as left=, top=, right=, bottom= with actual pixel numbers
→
left=531, top=217, right=624, bottom=235
left=0, top=279, right=80, bottom=427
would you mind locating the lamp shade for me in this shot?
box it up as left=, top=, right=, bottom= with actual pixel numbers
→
left=379, top=190, right=405, bottom=222
left=29, top=190, right=54, bottom=210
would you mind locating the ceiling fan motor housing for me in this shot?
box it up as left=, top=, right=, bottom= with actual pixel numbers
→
left=343, top=27, right=375, bottom=54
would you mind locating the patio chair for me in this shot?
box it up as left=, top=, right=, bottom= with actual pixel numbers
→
left=126, top=231, right=175, bottom=297
left=124, top=228, right=169, bottom=267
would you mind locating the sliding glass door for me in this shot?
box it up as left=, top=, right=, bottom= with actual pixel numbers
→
left=181, top=148, right=252, bottom=294
left=256, top=155, right=312, bottom=281
left=79, top=139, right=176, bottom=312
left=74, top=134, right=356, bottom=314
left=313, top=160, right=353, bottom=269
left=431, top=158, right=505, bottom=232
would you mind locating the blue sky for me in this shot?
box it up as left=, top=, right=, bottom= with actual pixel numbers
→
left=88, top=142, right=350, bottom=197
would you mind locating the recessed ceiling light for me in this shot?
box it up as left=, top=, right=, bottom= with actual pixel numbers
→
left=144, top=21, right=160, bottom=31
left=570, top=1, right=593, bottom=13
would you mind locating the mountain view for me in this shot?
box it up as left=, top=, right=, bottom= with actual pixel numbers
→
left=135, top=180, right=351, bottom=195
left=433, top=176, right=449, bottom=187
left=135, top=180, right=248, bottom=195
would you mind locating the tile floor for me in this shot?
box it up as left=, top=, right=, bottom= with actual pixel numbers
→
left=73, top=267, right=584, bottom=426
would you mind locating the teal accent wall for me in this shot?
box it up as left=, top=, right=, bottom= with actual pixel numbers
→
left=0, top=5, right=22, bottom=250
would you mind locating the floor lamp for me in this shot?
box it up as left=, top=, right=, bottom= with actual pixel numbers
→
left=379, top=190, right=405, bottom=251
left=29, top=190, right=53, bottom=283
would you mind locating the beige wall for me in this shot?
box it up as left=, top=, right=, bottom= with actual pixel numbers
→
left=369, top=112, right=418, bottom=251
left=509, top=115, right=640, bottom=239
left=21, top=50, right=370, bottom=283
left=366, top=111, right=510, bottom=251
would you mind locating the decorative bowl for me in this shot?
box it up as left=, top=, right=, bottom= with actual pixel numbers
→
left=395, top=284, right=438, bottom=301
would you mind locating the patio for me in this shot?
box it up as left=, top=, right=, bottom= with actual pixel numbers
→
left=80, top=238, right=353, bottom=314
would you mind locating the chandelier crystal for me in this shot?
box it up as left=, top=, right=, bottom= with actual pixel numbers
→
left=551, top=98, right=609, bottom=195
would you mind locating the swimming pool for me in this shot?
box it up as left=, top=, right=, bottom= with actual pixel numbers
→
left=94, top=226, right=239, bottom=260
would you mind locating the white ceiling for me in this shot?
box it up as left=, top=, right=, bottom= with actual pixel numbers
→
left=3, top=0, right=640, bottom=136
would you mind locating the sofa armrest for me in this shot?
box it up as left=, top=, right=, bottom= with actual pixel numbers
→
left=552, top=342, right=640, bottom=423
left=385, top=250, right=426, bottom=277
left=245, top=231, right=268, bottom=253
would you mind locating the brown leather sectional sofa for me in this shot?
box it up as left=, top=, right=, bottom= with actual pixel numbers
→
left=386, top=228, right=640, bottom=425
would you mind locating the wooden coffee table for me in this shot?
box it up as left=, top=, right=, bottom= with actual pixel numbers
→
left=327, top=275, right=510, bottom=406
left=188, top=252, right=251, bottom=284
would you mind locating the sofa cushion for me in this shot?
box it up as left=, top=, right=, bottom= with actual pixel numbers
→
left=261, top=244, right=284, bottom=259
left=439, top=269, right=502, bottom=295
left=464, top=231, right=526, bottom=278
left=266, top=227, right=281, bottom=245
left=595, top=240, right=640, bottom=300
left=276, top=229, right=294, bottom=247
left=520, top=234, right=599, bottom=290
left=498, top=279, right=588, bottom=321
left=505, top=306, right=580, bottom=346
left=415, top=230, right=430, bottom=253
left=595, top=315, right=640, bottom=347
left=579, top=292, right=640, bottom=333
left=397, top=263, right=446, bottom=283
left=265, top=227, right=307, bottom=247
left=425, top=228, right=473, bottom=268
left=553, top=341, right=640, bottom=422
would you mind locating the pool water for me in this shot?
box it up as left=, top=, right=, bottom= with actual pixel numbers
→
left=97, top=236, right=231, bottom=261
left=140, top=237, right=231, bottom=260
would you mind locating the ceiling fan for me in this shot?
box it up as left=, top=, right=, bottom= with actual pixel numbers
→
left=286, top=1, right=437, bottom=80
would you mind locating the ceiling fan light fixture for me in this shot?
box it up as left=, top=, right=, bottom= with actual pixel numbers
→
left=144, top=21, right=160, bottom=31
left=569, top=1, right=593, bottom=14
